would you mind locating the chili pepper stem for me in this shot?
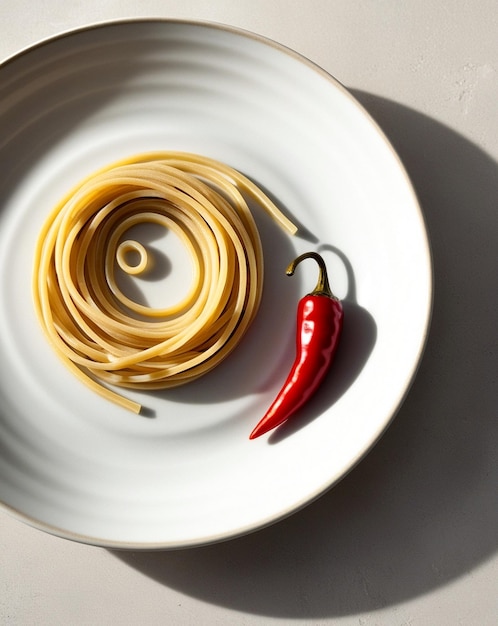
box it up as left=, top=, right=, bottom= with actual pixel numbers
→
left=286, top=251, right=337, bottom=299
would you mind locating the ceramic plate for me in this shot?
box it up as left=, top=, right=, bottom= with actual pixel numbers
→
left=0, top=20, right=432, bottom=548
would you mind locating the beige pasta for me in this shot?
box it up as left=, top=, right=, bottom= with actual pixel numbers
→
left=32, top=152, right=297, bottom=413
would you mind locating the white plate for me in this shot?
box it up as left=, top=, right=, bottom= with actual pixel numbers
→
left=0, top=20, right=432, bottom=548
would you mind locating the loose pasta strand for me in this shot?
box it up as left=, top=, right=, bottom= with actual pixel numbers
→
left=32, top=152, right=297, bottom=413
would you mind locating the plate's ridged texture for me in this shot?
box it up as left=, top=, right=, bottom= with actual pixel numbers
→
left=0, top=21, right=432, bottom=548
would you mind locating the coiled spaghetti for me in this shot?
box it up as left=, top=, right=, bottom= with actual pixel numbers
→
left=33, top=152, right=297, bottom=413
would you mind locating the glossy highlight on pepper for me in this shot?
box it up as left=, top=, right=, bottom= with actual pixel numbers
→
left=250, top=251, right=344, bottom=439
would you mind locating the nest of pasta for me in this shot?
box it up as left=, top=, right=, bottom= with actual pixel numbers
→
left=33, top=152, right=296, bottom=412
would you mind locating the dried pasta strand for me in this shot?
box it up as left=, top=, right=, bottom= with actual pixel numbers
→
left=32, top=152, right=297, bottom=413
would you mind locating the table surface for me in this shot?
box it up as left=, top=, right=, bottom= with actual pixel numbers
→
left=1, top=1, right=497, bottom=624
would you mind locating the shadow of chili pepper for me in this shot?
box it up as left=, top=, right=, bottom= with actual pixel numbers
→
left=268, top=244, right=377, bottom=443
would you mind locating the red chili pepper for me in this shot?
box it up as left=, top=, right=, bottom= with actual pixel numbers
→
left=249, top=251, right=344, bottom=439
